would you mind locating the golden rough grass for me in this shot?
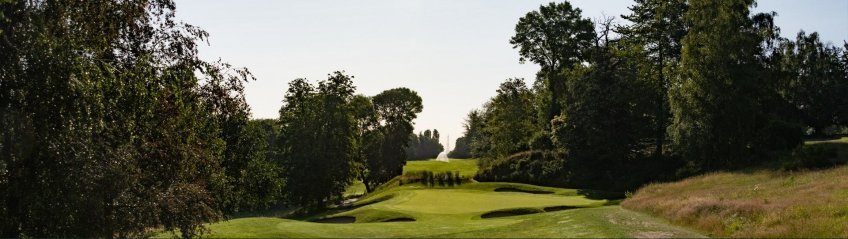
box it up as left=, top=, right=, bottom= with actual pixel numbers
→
left=621, top=166, right=848, bottom=237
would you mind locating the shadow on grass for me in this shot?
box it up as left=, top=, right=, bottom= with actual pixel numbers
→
left=494, top=187, right=553, bottom=194
left=313, top=216, right=356, bottom=224
left=577, top=189, right=625, bottom=200
left=481, top=208, right=544, bottom=218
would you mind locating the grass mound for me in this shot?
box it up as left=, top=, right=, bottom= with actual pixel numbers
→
left=624, top=137, right=848, bottom=237
left=623, top=165, right=848, bottom=237
left=403, top=159, right=479, bottom=177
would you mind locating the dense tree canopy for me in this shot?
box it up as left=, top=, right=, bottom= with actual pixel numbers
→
left=551, top=19, right=654, bottom=189
left=448, top=136, right=472, bottom=159
left=466, top=0, right=844, bottom=190
left=776, top=32, right=848, bottom=135
left=406, top=129, right=444, bottom=160
left=669, top=0, right=781, bottom=170
left=481, top=78, right=538, bottom=160
left=277, top=72, right=359, bottom=210
left=0, top=0, right=254, bottom=237
left=511, top=1, right=595, bottom=121
left=618, top=0, right=688, bottom=158
left=363, top=88, right=423, bottom=191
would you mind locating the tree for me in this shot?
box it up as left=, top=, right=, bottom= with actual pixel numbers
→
left=465, top=110, right=489, bottom=158
left=228, top=120, right=285, bottom=212
left=363, top=88, right=423, bottom=192
left=668, top=0, right=778, bottom=171
left=448, top=136, right=472, bottom=159
left=619, top=0, right=688, bottom=158
left=510, top=1, right=595, bottom=121
left=278, top=72, right=359, bottom=210
left=350, top=94, right=379, bottom=189
left=776, top=31, right=848, bottom=135
left=406, top=129, right=444, bottom=160
left=550, top=18, right=652, bottom=189
left=0, top=0, right=253, bottom=237
left=479, top=78, right=537, bottom=160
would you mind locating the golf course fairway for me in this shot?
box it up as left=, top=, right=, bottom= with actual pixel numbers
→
left=156, top=160, right=704, bottom=238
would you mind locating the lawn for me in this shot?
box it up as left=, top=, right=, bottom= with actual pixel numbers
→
left=155, top=158, right=702, bottom=238
left=403, top=158, right=479, bottom=177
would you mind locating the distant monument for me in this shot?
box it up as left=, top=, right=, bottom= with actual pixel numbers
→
left=436, top=135, right=450, bottom=162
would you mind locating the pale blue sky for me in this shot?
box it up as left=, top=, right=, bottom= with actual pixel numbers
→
left=175, top=0, right=848, bottom=150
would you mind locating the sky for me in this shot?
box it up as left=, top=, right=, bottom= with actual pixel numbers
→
left=175, top=0, right=848, bottom=151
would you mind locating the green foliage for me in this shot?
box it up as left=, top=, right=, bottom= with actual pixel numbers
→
left=550, top=19, right=656, bottom=190
left=278, top=72, right=359, bottom=210
left=480, top=78, right=537, bottom=160
left=618, top=0, right=688, bottom=158
left=0, top=0, right=253, bottom=237
left=476, top=150, right=567, bottom=187
left=227, top=120, right=285, bottom=212
left=361, top=88, right=423, bottom=192
left=511, top=1, right=595, bottom=121
left=406, top=129, right=444, bottom=160
left=400, top=171, right=470, bottom=187
left=464, top=110, right=488, bottom=158
left=448, top=136, right=472, bottom=159
left=781, top=146, right=839, bottom=170
left=668, top=0, right=781, bottom=171
left=776, top=31, right=848, bottom=135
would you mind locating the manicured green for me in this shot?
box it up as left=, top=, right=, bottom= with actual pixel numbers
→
left=169, top=206, right=702, bottom=238
left=155, top=158, right=703, bottom=238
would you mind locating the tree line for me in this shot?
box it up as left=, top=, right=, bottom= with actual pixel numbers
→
left=406, top=129, right=445, bottom=160
left=456, top=0, right=848, bottom=191
left=0, top=1, right=424, bottom=238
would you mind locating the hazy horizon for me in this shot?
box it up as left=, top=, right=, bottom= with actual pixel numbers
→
left=176, top=0, right=848, bottom=151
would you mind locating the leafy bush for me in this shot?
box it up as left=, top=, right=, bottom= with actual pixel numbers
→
left=475, top=150, right=567, bottom=187
left=782, top=146, right=838, bottom=170
left=400, top=171, right=471, bottom=187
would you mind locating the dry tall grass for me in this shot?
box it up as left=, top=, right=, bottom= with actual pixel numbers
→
left=622, top=165, right=848, bottom=237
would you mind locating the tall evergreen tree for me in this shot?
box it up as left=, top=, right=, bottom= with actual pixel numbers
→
left=619, top=0, right=688, bottom=158
left=669, top=0, right=775, bottom=171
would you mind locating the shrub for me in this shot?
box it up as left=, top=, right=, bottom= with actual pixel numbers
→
left=400, top=171, right=471, bottom=187
left=475, top=150, right=568, bottom=187
left=782, top=146, right=838, bottom=170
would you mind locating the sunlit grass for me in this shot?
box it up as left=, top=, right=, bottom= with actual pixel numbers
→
left=623, top=138, right=848, bottom=237
left=403, top=158, right=479, bottom=177
left=154, top=158, right=703, bottom=238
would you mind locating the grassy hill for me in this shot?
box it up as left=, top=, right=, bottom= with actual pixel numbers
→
left=403, top=159, right=479, bottom=178
left=623, top=137, right=848, bottom=237
left=156, top=159, right=703, bottom=238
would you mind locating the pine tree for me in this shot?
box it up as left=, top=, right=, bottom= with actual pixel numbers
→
left=669, top=0, right=770, bottom=171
